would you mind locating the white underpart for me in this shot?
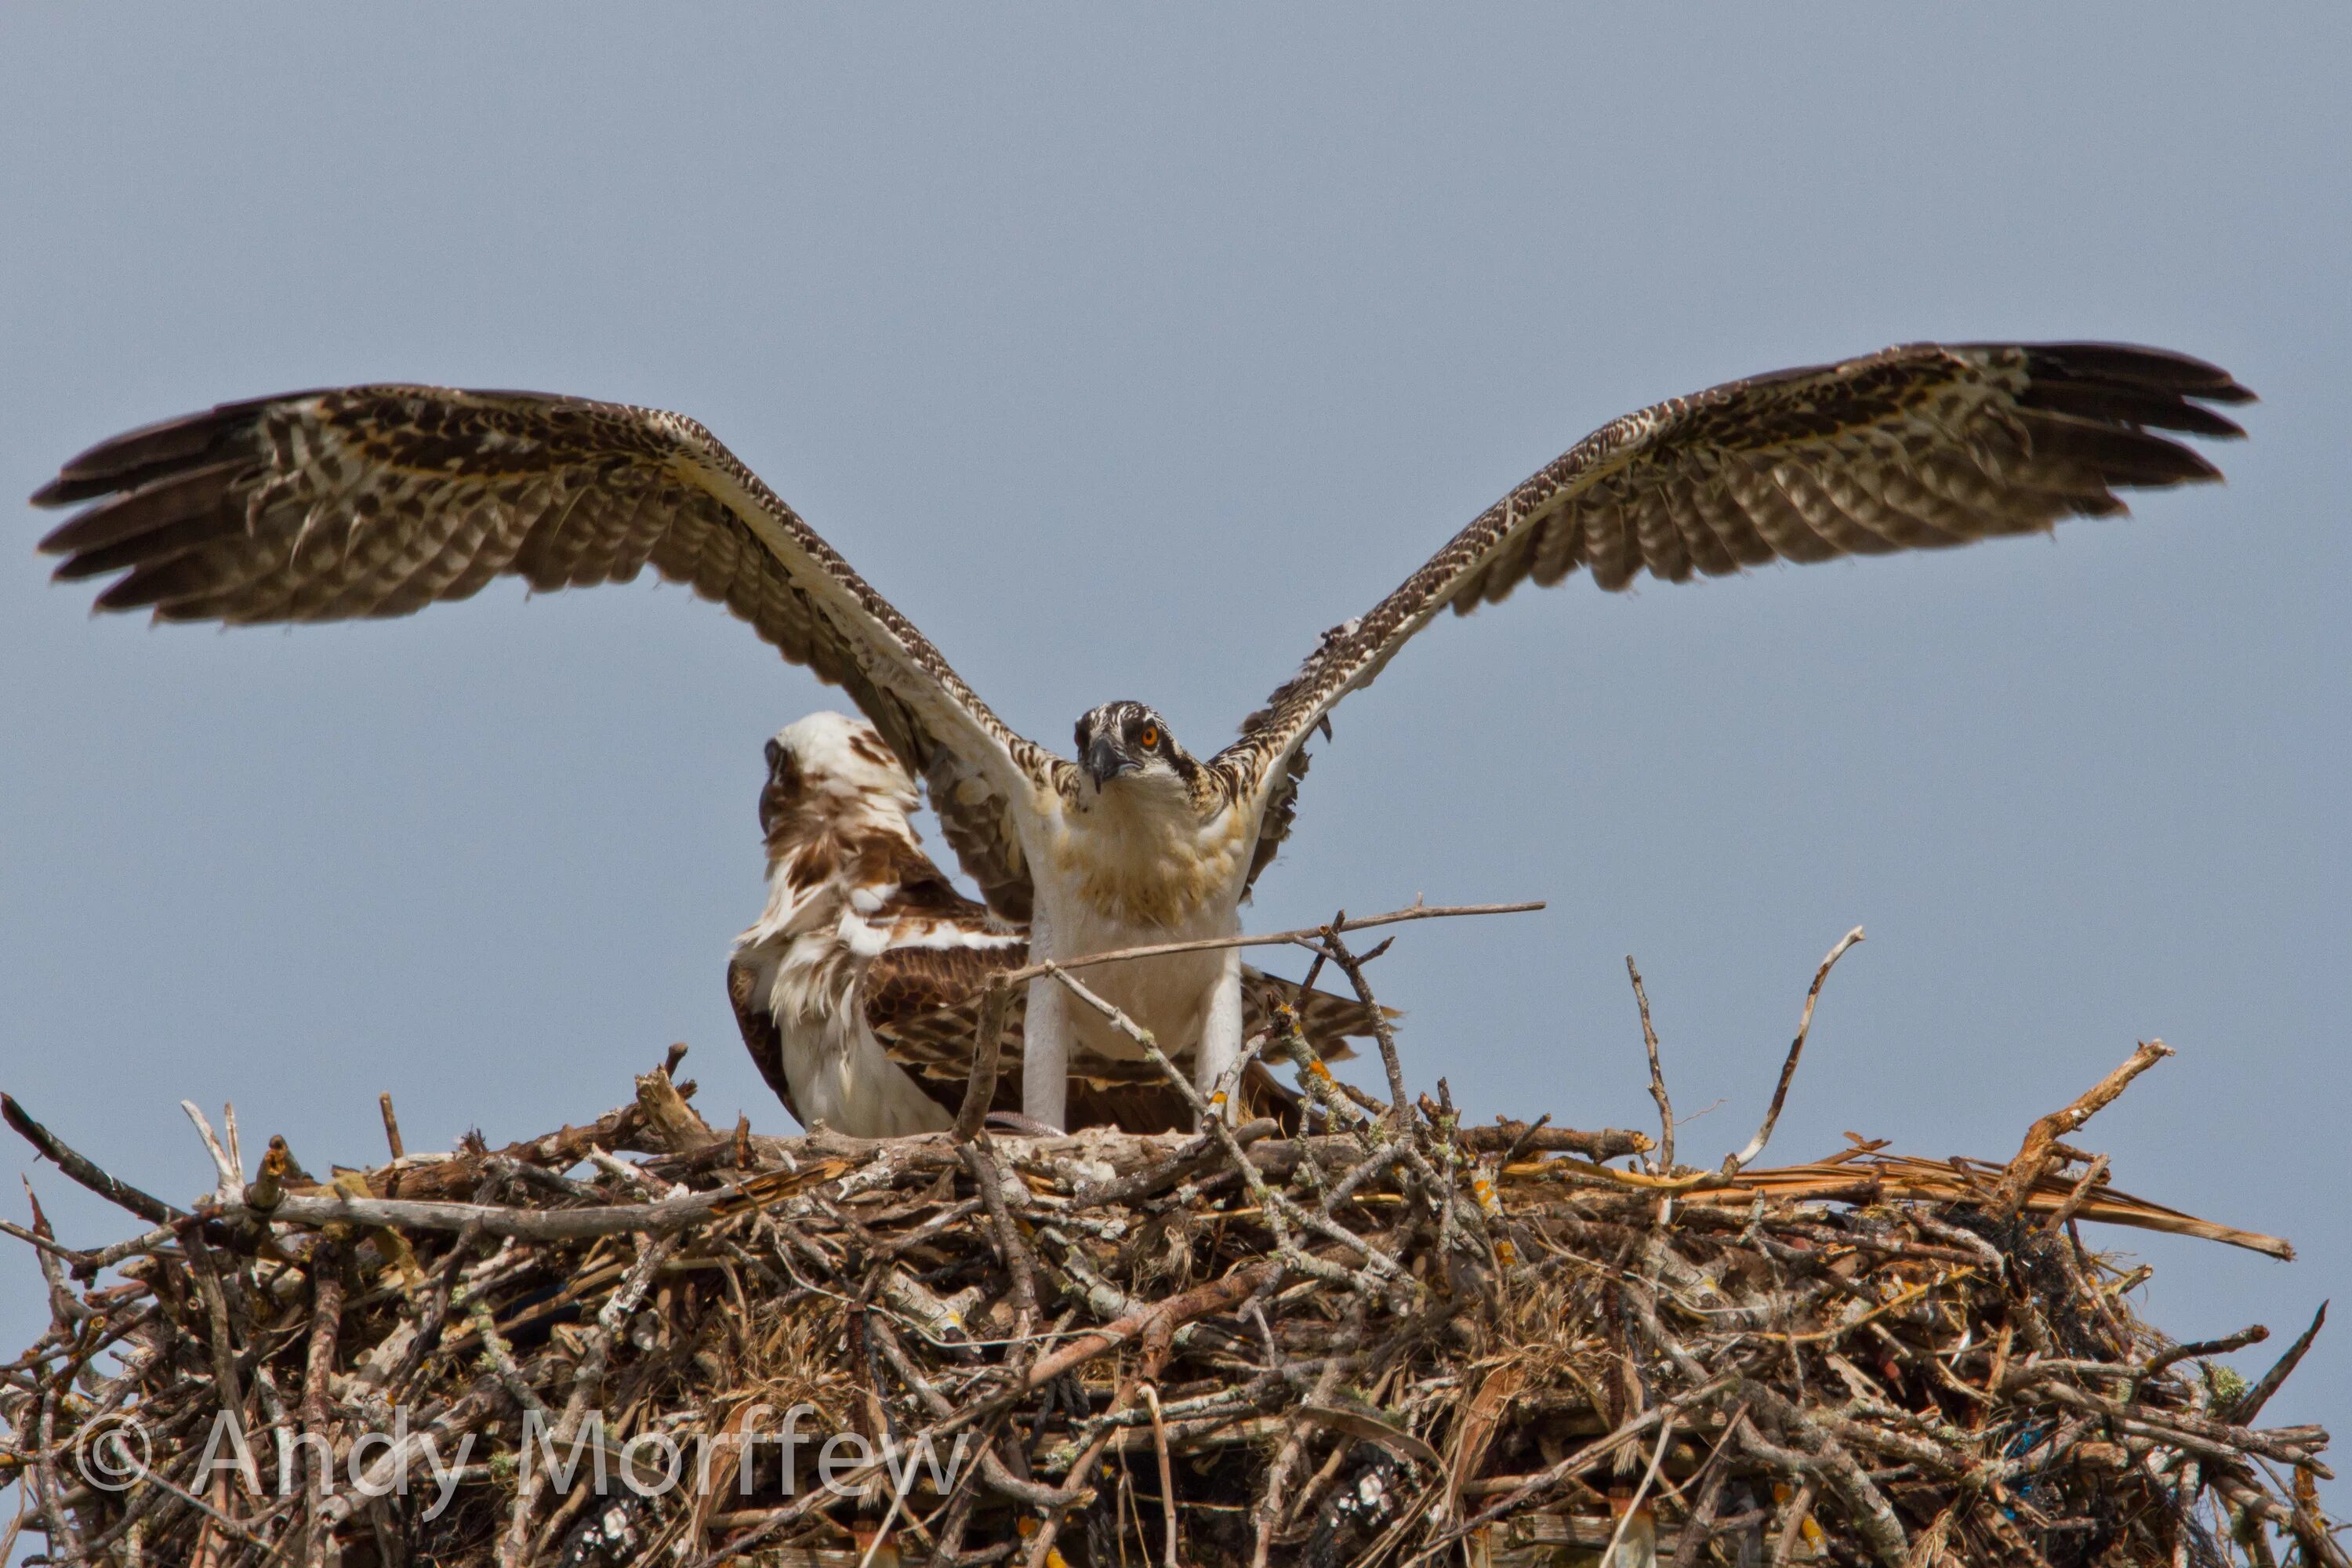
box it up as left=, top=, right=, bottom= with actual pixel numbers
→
left=1015, top=765, right=1256, bottom=1131
left=1018, top=920, right=1245, bottom=1130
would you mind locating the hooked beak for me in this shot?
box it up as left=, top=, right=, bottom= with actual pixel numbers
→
left=1085, top=733, right=1135, bottom=786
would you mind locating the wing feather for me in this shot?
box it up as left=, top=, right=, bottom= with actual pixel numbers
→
left=1656, top=475, right=1744, bottom=577
left=1581, top=495, right=1641, bottom=591
left=35, top=387, right=1060, bottom=918
left=1813, top=465, right=1955, bottom=551
left=1221, top=341, right=2251, bottom=857
left=1525, top=501, right=1586, bottom=588
left=1773, top=464, right=1898, bottom=557
left=1630, top=479, right=1697, bottom=582
left=728, top=959, right=803, bottom=1127
left=1684, top=464, right=1780, bottom=568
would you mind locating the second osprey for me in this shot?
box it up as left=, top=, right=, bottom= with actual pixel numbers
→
left=34, top=341, right=2252, bottom=1127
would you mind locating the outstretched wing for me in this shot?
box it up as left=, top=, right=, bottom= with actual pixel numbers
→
left=34, top=387, right=1065, bottom=918
left=1220, top=340, right=2252, bottom=873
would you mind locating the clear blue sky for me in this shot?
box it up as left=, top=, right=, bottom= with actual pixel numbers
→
left=4, top=5, right=2345, bottom=1526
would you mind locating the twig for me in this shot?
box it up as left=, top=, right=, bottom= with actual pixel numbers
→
left=378, top=1093, right=405, bottom=1160
left=1596, top=1414, right=1676, bottom=1568
left=183, top=1232, right=258, bottom=1491
left=953, top=978, right=1014, bottom=1142
left=1025, top=1258, right=1280, bottom=1389
left=2042, top=1153, right=2111, bottom=1235
left=961, top=1138, right=1038, bottom=1341
left=1629, top=956, right=1674, bottom=1172
left=237, top=1184, right=731, bottom=1239
left=221, top=1102, right=243, bottom=1192
left=1142, top=1381, right=1178, bottom=1568
left=2227, top=1301, right=2327, bottom=1425
left=1989, top=1040, right=2175, bottom=1220
left=1315, top=914, right=1412, bottom=1126
left=0, top=1216, right=90, bottom=1273
left=1769, top=1479, right=1818, bottom=1568
left=299, top=1242, right=346, bottom=1568
left=994, top=898, right=1544, bottom=985
left=1726, top=927, right=1864, bottom=1173
left=2143, top=1323, right=2270, bottom=1381
left=21, top=1187, right=83, bottom=1335
left=1, top=1094, right=187, bottom=1224
left=181, top=1101, right=243, bottom=1202
left=1460, top=1122, right=1650, bottom=1161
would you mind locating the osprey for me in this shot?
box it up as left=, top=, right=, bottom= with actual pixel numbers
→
left=33, top=341, right=2252, bottom=1127
left=726, top=710, right=1372, bottom=1136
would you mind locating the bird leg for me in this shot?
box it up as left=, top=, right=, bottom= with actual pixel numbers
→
left=1194, top=948, right=1244, bottom=1126
left=1022, top=971, right=1071, bottom=1133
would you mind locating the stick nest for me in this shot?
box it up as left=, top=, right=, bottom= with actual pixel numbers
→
left=2, top=938, right=2337, bottom=1568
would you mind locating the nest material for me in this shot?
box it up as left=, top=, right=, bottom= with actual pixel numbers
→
left=1, top=938, right=2339, bottom=1568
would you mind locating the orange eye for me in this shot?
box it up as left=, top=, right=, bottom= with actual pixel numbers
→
left=1138, top=724, right=1158, bottom=749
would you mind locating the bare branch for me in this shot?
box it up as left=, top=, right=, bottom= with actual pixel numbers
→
left=996, top=897, right=1543, bottom=985
left=1726, top=927, right=1865, bottom=1173
left=1316, top=914, right=1412, bottom=1125
left=378, top=1093, right=405, bottom=1161
left=953, top=976, right=1014, bottom=1142
left=1, top=1094, right=185, bottom=1225
left=2227, top=1300, right=2328, bottom=1425
left=1989, top=1039, right=2175, bottom=1220
left=1628, top=954, right=1673, bottom=1171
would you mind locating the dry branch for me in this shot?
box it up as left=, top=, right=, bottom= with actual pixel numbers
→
left=993, top=897, right=1544, bottom=986
left=1990, top=1039, right=2176, bottom=1219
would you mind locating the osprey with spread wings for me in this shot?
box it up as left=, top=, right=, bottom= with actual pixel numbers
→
left=34, top=341, right=2252, bottom=1129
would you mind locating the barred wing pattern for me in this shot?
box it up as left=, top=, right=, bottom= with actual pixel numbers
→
left=33, top=388, right=1058, bottom=918
left=1221, top=341, right=2253, bottom=868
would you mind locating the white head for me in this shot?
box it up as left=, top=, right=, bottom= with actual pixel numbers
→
left=739, top=712, right=927, bottom=951
left=760, top=711, right=921, bottom=844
